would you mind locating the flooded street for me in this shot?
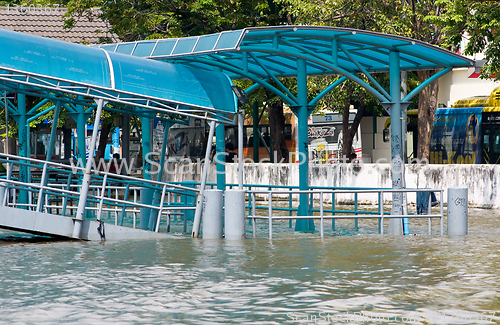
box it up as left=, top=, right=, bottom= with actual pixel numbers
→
left=0, top=208, right=499, bottom=324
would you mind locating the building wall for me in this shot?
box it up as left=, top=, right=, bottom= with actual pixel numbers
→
left=360, top=116, right=392, bottom=163
left=438, top=68, right=499, bottom=108
left=162, top=162, right=500, bottom=208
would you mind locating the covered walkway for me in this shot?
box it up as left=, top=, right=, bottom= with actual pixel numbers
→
left=99, top=26, right=477, bottom=234
left=0, top=28, right=238, bottom=239
left=0, top=26, right=480, bottom=238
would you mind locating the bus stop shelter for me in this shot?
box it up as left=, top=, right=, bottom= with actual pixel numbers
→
left=97, top=26, right=477, bottom=234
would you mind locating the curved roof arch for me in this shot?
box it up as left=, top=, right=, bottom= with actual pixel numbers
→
left=97, top=26, right=476, bottom=104
left=0, top=29, right=237, bottom=122
left=99, top=26, right=475, bottom=99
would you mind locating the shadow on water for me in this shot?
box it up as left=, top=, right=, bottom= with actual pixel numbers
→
left=0, top=229, right=74, bottom=245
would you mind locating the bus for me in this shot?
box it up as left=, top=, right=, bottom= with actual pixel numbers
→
left=420, top=87, right=500, bottom=164
left=162, top=110, right=363, bottom=164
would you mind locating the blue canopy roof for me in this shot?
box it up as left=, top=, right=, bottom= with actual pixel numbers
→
left=96, top=26, right=476, bottom=79
left=0, top=29, right=237, bottom=121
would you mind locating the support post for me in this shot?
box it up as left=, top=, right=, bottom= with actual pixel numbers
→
left=76, top=102, right=87, bottom=165
left=224, top=189, right=246, bottom=240
left=73, top=99, right=105, bottom=239
left=122, top=113, right=130, bottom=169
left=17, top=93, right=28, bottom=208
left=388, top=51, right=404, bottom=236
left=191, top=120, right=216, bottom=238
left=148, top=121, right=170, bottom=231
left=447, top=187, right=468, bottom=235
left=45, top=101, right=61, bottom=162
left=202, top=189, right=223, bottom=239
left=0, top=182, right=6, bottom=207
left=238, top=110, right=244, bottom=190
left=141, top=116, right=152, bottom=180
left=252, top=101, right=259, bottom=163
left=295, top=58, right=314, bottom=231
left=216, top=123, right=226, bottom=191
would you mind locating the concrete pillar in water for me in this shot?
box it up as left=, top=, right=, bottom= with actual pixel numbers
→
left=140, top=187, right=154, bottom=230
left=202, top=189, right=223, bottom=239
left=447, top=187, right=468, bottom=235
left=0, top=182, right=6, bottom=206
left=224, top=189, right=246, bottom=240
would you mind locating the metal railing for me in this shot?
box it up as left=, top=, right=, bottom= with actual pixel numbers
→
left=0, top=153, right=199, bottom=233
left=247, top=188, right=444, bottom=239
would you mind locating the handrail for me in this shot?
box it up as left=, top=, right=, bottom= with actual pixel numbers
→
left=0, top=153, right=201, bottom=194
left=247, top=188, right=444, bottom=239
left=0, top=153, right=201, bottom=233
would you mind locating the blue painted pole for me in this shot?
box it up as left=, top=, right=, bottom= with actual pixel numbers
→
left=148, top=121, right=171, bottom=231
left=216, top=123, right=226, bottom=191
left=37, top=101, right=62, bottom=212
left=17, top=93, right=28, bottom=208
left=141, top=117, right=152, bottom=181
left=45, top=101, right=61, bottom=162
left=354, top=192, right=358, bottom=230
left=295, top=58, right=314, bottom=232
left=388, top=50, right=404, bottom=236
left=252, top=101, right=259, bottom=163
left=77, top=102, right=87, bottom=166
left=332, top=192, right=336, bottom=231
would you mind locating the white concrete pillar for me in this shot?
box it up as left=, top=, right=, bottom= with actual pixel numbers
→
left=224, top=189, right=246, bottom=240
left=0, top=182, right=6, bottom=206
left=202, top=189, right=223, bottom=239
left=447, top=187, right=468, bottom=235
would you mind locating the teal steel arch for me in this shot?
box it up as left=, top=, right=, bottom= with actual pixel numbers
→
left=97, top=26, right=478, bottom=233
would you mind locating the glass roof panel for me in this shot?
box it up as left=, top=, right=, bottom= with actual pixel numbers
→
left=214, top=30, right=244, bottom=50
left=132, top=41, right=156, bottom=57
left=172, top=37, right=198, bottom=55
left=152, top=39, right=177, bottom=57
left=194, top=34, right=219, bottom=52
left=116, top=43, right=136, bottom=55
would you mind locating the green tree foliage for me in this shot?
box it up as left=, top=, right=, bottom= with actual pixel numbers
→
left=431, top=0, right=500, bottom=80
left=64, top=0, right=293, bottom=162
left=64, top=0, right=289, bottom=41
left=278, top=0, right=393, bottom=158
left=280, top=0, right=454, bottom=160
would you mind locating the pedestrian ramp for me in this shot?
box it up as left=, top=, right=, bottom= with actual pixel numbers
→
left=0, top=154, right=199, bottom=241
left=0, top=206, right=171, bottom=240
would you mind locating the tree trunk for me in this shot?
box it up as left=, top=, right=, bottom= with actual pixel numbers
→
left=267, top=98, right=289, bottom=163
left=94, top=121, right=112, bottom=164
left=417, top=70, right=439, bottom=160
left=341, top=102, right=365, bottom=162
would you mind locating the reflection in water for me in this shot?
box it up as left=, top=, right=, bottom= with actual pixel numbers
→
left=0, top=209, right=499, bottom=324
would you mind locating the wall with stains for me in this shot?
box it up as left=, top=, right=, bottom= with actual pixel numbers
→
left=162, top=162, right=500, bottom=208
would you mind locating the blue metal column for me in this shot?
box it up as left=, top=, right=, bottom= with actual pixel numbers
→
left=45, top=101, right=61, bottom=161
left=17, top=93, right=28, bottom=208
left=122, top=113, right=130, bottom=168
left=140, top=116, right=154, bottom=229
left=295, top=59, right=314, bottom=231
left=388, top=51, right=404, bottom=236
left=216, top=123, right=226, bottom=191
left=141, top=117, right=152, bottom=181
left=252, top=101, right=259, bottom=163
left=76, top=104, right=87, bottom=166
left=148, top=122, right=171, bottom=231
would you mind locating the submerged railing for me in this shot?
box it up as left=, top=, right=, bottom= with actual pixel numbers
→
left=168, top=181, right=444, bottom=239
left=246, top=188, right=444, bottom=239
left=0, top=153, right=199, bottom=233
